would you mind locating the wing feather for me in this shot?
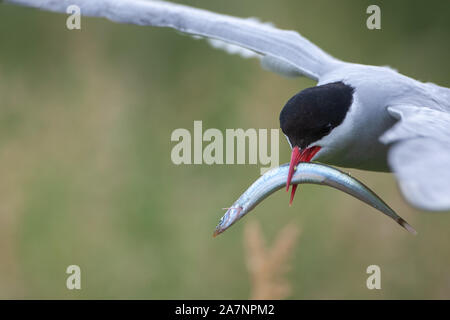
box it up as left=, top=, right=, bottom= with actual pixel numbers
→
left=381, top=105, right=450, bottom=211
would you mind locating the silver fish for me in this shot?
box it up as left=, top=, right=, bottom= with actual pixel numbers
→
left=213, top=163, right=416, bottom=237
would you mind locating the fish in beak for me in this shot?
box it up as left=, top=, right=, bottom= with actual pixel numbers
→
left=214, top=162, right=416, bottom=237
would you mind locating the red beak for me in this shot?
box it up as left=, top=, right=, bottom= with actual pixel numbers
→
left=286, top=146, right=302, bottom=192
left=286, top=146, right=321, bottom=205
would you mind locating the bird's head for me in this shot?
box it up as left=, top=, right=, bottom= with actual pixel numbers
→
left=279, top=81, right=355, bottom=195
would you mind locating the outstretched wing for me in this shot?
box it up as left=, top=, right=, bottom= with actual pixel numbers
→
left=380, top=105, right=450, bottom=211
left=6, top=0, right=342, bottom=80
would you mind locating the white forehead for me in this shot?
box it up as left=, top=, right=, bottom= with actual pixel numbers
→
left=284, top=133, right=293, bottom=149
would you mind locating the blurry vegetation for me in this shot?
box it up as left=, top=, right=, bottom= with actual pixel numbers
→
left=0, top=0, right=449, bottom=298
left=245, top=221, right=300, bottom=299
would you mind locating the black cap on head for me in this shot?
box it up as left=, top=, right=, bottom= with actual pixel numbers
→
left=280, top=81, right=354, bottom=148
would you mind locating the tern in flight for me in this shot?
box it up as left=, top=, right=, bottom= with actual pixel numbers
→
left=7, top=0, right=450, bottom=212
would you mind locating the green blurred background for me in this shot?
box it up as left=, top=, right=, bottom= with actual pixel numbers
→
left=0, top=0, right=449, bottom=299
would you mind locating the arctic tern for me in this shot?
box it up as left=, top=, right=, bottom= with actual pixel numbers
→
left=7, top=0, right=450, bottom=212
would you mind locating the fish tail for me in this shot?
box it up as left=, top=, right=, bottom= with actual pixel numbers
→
left=396, top=217, right=417, bottom=235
